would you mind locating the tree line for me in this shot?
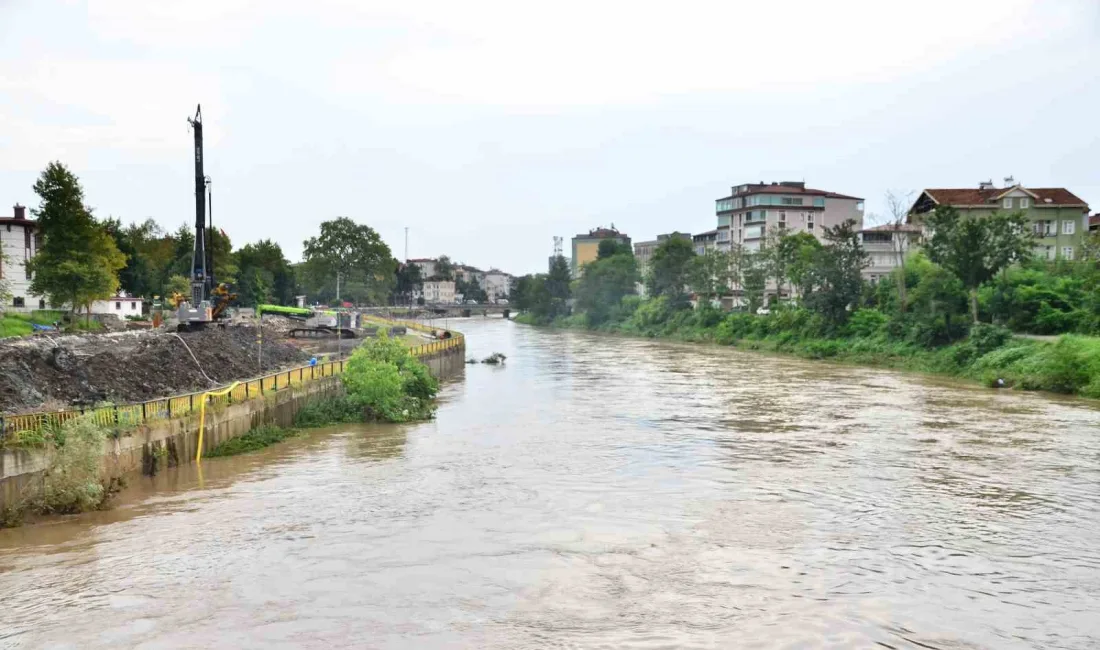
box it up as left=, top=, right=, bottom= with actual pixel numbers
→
left=16, top=162, right=419, bottom=314
left=514, top=206, right=1100, bottom=342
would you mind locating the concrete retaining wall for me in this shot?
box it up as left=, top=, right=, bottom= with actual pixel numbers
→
left=1, top=341, right=464, bottom=512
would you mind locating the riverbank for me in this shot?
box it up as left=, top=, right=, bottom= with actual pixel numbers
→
left=516, top=306, right=1100, bottom=399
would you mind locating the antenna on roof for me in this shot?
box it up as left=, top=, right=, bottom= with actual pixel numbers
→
left=1004, top=175, right=1015, bottom=187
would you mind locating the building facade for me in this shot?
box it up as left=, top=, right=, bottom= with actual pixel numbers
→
left=859, top=223, right=922, bottom=283
left=419, top=280, right=456, bottom=304
left=692, top=230, right=717, bottom=255
left=714, top=181, right=864, bottom=252
left=407, top=258, right=438, bottom=280
left=1090, top=213, right=1099, bottom=232
left=90, top=292, right=143, bottom=320
left=571, top=227, right=630, bottom=277
left=909, top=182, right=1091, bottom=260
left=1, top=204, right=45, bottom=310
left=481, top=270, right=512, bottom=303
left=634, top=232, right=691, bottom=275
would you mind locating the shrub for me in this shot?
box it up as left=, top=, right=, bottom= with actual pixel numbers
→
left=341, top=333, right=439, bottom=423
left=27, top=417, right=111, bottom=515
left=207, top=425, right=300, bottom=457
left=847, top=309, right=888, bottom=338
left=294, top=396, right=364, bottom=427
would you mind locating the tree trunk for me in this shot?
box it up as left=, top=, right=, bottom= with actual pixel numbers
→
left=969, top=288, right=979, bottom=324
left=896, top=260, right=908, bottom=312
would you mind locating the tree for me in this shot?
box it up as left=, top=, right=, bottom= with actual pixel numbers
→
left=802, top=219, right=869, bottom=330
left=777, top=231, right=822, bottom=297
left=434, top=255, right=455, bottom=280
left=393, top=261, right=423, bottom=305
left=301, top=217, right=395, bottom=305
left=646, top=237, right=695, bottom=304
left=740, top=252, right=767, bottom=312
left=574, top=251, right=638, bottom=324
left=456, top=276, right=488, bottom=303
left=234, top=239, right=295, bottom=306
left=923, top=206, right=1033, bottom=323
left=597, top=238, right=632, bottom=260
left=689, top=249, right=732, bottom=306
left=546, top=254, right=572, bottom=305
left=27, top=162, right=128, bottom=318
left=103, top=217, right=163, bottom=298
left=165, top=274, right=192, bottom=299
left=884, top=190, right=917, bottom=311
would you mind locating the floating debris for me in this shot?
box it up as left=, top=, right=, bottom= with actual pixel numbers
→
left=481, top=353, right=507, bottom=365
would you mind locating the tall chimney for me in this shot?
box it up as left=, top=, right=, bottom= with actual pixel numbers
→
left=13, top=204, right=25, bottom=220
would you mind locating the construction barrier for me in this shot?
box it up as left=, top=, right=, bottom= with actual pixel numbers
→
left=0, top=324, right=464, bottom=442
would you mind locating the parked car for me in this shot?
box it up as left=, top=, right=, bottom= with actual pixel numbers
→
left=465, top=300, right=479, bottom=305
left=496, top=299, right=509, bottom=305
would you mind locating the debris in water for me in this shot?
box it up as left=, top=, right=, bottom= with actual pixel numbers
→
left=481, top=353, right=507, bottom=365
left=466, top=358, right=478, bottom=364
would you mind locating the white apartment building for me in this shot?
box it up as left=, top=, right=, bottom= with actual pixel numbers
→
left=1, top=204, right=47, bottom=311
left=407, top=258, right=438, bottom=280
left=481, top=269, right=513, bottom=302
left=859, top=223, right=922, bottom=283
left=715, top=181, right=864, bottom=252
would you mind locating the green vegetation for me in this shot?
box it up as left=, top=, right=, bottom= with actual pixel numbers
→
left=0, top=310, right=102, bottom=338
left=2, top=416, right=123, bottom=527
left=300, top=217, right=395, bottom=305
left=515, top=211, right=1100, bottom=400
left=206, top=424, right=303, bottom=457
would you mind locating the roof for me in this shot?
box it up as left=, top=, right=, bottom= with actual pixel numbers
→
left=0, top=217, right=37, bottom=228
left=861, top=223, right=922, bottom=233
left=718, top=182, right=862, bottom=201
left=920, top=187, right=1087, bottom=208
left=407, top=257, right=435, bottom=263
left=693, top=229, right=718, bottom=240
left=575, top=227, right=627, bottom=240
left=1091, top=213, right=1100, bottom=228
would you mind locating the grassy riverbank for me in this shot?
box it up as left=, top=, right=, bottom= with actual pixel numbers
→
left=516, top=302, right=1100, bottom=399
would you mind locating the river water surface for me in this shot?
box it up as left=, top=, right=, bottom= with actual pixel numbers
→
left=2, top=318, right=1100, bottom=649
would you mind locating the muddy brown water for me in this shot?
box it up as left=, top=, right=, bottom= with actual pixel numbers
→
left=2, top=318, right=1100, bottom=649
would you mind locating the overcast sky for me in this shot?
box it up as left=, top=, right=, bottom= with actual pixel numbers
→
left=2, top=0, right=1098, bottom=275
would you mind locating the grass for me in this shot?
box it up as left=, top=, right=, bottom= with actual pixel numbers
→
left=0, top=310, right=103, bottom=338
left=206, top=424, right=303, bottom=457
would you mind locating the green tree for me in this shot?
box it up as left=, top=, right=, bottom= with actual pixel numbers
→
left=740, top=252, right=767, bottom=312
left=102, top=217, right=163, bottom=298
left=234, top=239, right=295, bottom=306
left=164, top=274, right=192, bottom=299
left=646, top=237, right=695, bottom=304
left=802, top=219, right=868, bottom=330
left=546, top=255, right=572, bottom=305
left=456, top=276, right=488, bottom=303
left=574, top=252, right=638, bottom=324
left=301, top=217, right=395, bottom=305
left=689, top=248, right=732, bottom=306
left=27, top=162, right=128, bottom=319
left=777, top=231, right=822, bottom=297
left=434, top=255, right=455, bottom=280
left=392, top=261, right=423, bottom=305
left=923, top=206, right=1033, bottom=322
left=597, top=238, right=632, bottom=260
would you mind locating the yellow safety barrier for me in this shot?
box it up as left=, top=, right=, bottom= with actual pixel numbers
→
left=195, top=381, right=240, bottom=462
left=0, top=319, right=463, bottom=442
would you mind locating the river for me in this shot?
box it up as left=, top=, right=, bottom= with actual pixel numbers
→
left=2, top=318, right=1099, bottom=649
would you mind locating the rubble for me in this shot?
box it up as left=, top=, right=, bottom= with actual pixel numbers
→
left=0, top=325, right=308, bottom=414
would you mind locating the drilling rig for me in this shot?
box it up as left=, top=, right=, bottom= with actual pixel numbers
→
left=176, top=105, right=235, bottom=330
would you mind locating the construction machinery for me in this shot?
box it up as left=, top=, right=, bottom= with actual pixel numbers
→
left=176, top=104, right=236, bottom=331
left=257, top=304, right=357, bottom=339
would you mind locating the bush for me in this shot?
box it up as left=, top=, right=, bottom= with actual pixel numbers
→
left=294, top=396, right=364, bottom=427
left=341, top=333, right=439, bottom=423
left=207, top=424, right=300, bottom=457
left=26, top=417, right=112, bottom=515
left=847, top=309, right=888, bottom=338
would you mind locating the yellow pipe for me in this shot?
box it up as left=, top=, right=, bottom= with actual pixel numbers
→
left=195, top=381, right=240, bottom=463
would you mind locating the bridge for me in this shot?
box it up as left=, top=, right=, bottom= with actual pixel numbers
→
left=359, top=304, right=511, bottom=319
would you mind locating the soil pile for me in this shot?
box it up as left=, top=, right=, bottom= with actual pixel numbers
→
left=0, top=326, right=308, bottom=414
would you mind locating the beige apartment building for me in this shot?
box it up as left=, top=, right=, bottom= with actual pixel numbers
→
left=714, top=181, right=864, bottom=252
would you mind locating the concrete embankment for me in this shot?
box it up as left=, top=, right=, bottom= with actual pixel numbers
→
left=0, top=341, right=465, bottom=512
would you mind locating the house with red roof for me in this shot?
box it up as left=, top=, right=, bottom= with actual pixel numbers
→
left=908, top=179, right=1091, bottom=261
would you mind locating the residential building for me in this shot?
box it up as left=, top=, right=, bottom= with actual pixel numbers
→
left=859, top=223, right=922, bottom=283
left=692, top=230, right=717, bottom=255
left=457, top=264, right=485, bottom=286
left=90, top=291, right=143, bottom=320
left=481, top=269, right=512, bottom=303
left=634, top=232, right=691, bottom=275
left=571, top=226, right=630, bottom=277
left=1, top=203, right=45, bottom=311
left=715, top=181, right=864, bottom=253
left=419, top=279, right=456, bottom=304
left=908, top=180, right=1091, bottom=261
left=1090, top=213, right=1099, bottom=232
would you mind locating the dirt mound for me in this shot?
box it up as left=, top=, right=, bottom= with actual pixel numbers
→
left=0, top=326, right=308, bottom=414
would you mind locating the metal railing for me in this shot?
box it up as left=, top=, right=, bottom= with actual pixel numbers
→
left=0, top=323, right=464, bottom=441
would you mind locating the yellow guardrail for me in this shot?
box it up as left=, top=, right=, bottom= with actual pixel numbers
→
left=1, top=321, right=464, bottom=441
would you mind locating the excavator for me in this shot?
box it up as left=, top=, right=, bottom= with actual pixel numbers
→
left=175, top=104, right=237, bottom=331
left=257, top=304, right=357, bottom=339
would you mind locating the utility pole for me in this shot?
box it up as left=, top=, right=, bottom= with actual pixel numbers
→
left=404, top=227, right=409, bottom=262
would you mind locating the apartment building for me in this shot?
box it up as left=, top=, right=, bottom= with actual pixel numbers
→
left=419, top=279, right=456, bottom=304
left=634, top=232, right=691, bottom=275
left=859, top=223, right=922, bottom=283
left=908, top=181, right=1090, bottom=260
left=482, top=269, right=513, bottom=302
left=571, top=227, right=630, bottom=277
left=692, top=230, right=717, bottom=255
left=714, top=181, right=864, bottom=252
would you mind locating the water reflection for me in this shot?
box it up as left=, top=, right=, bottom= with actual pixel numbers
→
left=2, top=318, right=1100, bottom=649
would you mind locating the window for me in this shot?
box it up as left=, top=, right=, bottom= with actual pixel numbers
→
left=717, top=215, right=731, bottom=227
left=1020, top=198, right=1030, bottom=209
left=1062, top=246, right=1074, bottom=260
left=717, top=230, right=730, bottom=242
left=131, top=302, right=138, bottom=310
left=806, top=213, right=814, bottom=222
left=1003, top=198, right=1013, bottom=209
left=778, top=211, right=787, bottom=223
left=856, top=201, right=865, bottom=212
left=1063, top=220, right=1075, bottom=235
left=13, top=297, right=24, bottom=307
left=813, top=197, right=825, bottom=208
left=115, top=301, right=121, bottom=309
left=807, top=223, right=815, bottom=231
left=38, top=299, right=46, bottom=309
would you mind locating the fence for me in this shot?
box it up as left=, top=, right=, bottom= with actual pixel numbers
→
left=1, top=324, right=464, bottom=442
